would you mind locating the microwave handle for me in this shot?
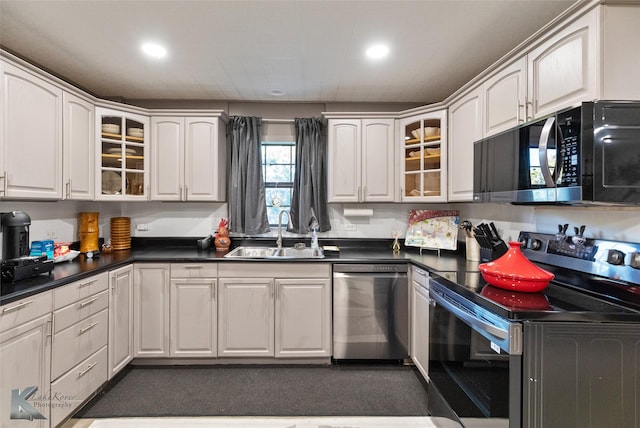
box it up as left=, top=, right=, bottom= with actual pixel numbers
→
left=538, top=116, right=556, bottom=187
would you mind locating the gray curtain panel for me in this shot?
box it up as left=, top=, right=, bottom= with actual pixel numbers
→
left=227, top=116, right=270, bottom=234
left=290, top=117, right=331, bottom=233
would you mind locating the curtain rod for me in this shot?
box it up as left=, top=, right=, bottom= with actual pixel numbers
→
left=263, top=118, right=295, bottom=123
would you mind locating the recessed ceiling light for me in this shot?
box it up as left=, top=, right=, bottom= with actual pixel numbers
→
left=366, top=44, right=390, bottom=60
left=141, top=43, right=167, bottom=59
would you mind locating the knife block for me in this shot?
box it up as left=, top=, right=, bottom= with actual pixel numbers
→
left=474, top=231, right=508, bottom=262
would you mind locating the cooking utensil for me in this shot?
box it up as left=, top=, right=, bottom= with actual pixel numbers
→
left=479, top=241, right=554, bottom=292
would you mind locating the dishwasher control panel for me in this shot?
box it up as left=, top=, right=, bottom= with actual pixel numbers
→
left=333, top=263, right=408, bottom=273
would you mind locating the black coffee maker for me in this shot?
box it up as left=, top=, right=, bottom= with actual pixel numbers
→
left=1, top=211, right=54, bottom=282
left=1, top=211, right=31, bottom=259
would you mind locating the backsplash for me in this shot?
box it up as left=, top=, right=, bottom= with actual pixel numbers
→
left=2, top=200, right=640, bottom=260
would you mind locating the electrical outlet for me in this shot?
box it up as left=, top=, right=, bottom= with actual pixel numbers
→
left=344, top=224, right=357, bottom=231
left=46, top=231, right=57, bottom=239
left=136, top=223, right=149, bottom=231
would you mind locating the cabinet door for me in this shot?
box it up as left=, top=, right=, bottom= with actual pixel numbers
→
left=96, top=107, right=149, bottom=200
left=327, top=119, right=361, bottom=202
left=483, top=57, right=527, bottom=136
left=400, top=110, right=447, bottom=202
left=411, top=281, right=430, bottom=381
left=1, top=62, right=62, bottom=199
left=448, top=87, right=483, bottom=202
left=133, top=264, right=170, bottom=357
left=170, top=277, right=217, bottom=357
left=362, top=118, right=396, bottom=202
left=150, top=117, right=184, bottom=201
left=217, top=278, right=274, bottom=357
left=0, top=314, right=51, bottom=427
left=62, top=92, right=95, bottom=200
left=185, top=117, right=225, bottom=201
left=275, top=278, right=331, bottom=358
left=108, top=265, right=133, bottom=379
left=527, top=10, right=598, bottom=119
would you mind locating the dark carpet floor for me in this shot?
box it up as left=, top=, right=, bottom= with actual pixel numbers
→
left=77, top=364, right=430, bottom=418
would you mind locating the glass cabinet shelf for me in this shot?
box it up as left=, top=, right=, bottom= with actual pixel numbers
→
left=96, top=108, right=149, bottom=199
left=399, top=110, right=446, bottom=201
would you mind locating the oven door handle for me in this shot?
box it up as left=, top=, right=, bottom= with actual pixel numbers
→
left=431, top=289, right=508, bottom=341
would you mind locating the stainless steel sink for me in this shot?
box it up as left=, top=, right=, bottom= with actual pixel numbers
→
left=224, top=246, right=324, bottom=259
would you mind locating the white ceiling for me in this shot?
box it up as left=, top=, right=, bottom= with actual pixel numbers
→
left=0, top=0, right=577, bottom=104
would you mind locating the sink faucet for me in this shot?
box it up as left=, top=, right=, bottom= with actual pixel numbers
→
left=276, top=209, right=292, bottom=250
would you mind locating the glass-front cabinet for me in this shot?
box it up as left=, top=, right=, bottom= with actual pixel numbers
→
left=96, top=107, right=149, bottom=199
left=399, top=110, right=447, bottom=202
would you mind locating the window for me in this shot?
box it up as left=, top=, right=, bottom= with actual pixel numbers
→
left=262, top=142, right=295, bottom=226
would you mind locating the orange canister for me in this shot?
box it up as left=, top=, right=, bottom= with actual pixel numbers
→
left=79, top=212, right=99, bottom=253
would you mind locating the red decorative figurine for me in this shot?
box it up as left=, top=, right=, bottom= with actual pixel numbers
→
left=214, top=218, right=230, bottom=252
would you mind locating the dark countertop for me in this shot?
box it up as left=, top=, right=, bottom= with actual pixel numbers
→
left=4, top=237, right=639, bottom=323
left=2, top=238, right=473, bottom=305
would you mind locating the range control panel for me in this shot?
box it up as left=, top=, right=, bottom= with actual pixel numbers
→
left=519, top=231, right=640, bottom=286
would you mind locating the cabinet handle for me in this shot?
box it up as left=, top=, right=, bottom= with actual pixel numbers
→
left=147, top=186, right=151, bottom=201
left=78, top=279, right=97, bottom=288
left=2, top=300, right=34, bottom=313
left=183, top=265, right=202, bottom=269
left=79, top=297, right=98, bottom=308
left=414, top=268, right=427, bottom=278
left=185, top=186, right=189, bottom=201
left=526, top=98, right=533, bottom=121
left=0, top=171, right=7, bottom=195
left=46, top=319, right=53, bottom=338
left=78, top=362, right=98, bottom=377
left=79, top=321, right=98, bottom=335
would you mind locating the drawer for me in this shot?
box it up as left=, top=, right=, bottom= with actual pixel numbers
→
left=52, top=308, right=108, bottom=380
left=54, top=290, right=108, bottom=333
left=53, top=272, right=108, bottom=310
left=171, top=263, right=217, bottom=278
left=50, top=345, right=108, bottom=428
left=0, top=290, right=53, bottom=333
left=411, top=266, right=429, bottom=288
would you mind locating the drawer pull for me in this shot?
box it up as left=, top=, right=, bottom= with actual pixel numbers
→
left=2, top=300, right=34, bottom=313
left=78, top=279, right=97, bottom=288
left=183, top=265, right=203, bottom=269
left=79, top=322, right=98, bottom=335
left=78, top=362, right=97, bottom=377
left=79, top=297, right=98, bottom=308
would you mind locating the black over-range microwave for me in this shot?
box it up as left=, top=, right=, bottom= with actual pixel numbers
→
left=473, top=100, right=640, bottom=204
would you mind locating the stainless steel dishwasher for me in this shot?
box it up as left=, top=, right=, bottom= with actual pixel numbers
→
left=333, top=263, right=409, bottom=360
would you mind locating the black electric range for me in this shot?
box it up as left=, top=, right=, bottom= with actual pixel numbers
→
left=430, top=231, right=640, bottom=322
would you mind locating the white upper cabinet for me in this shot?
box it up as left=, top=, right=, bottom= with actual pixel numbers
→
left=63, top=91, right=95, bottom=200
left=96, top=107, right=150, bottom=200
left=483, top=57, right=527, bottom=136
left=1, top=61, right=63, bottom=199
left=327, top=117, right=396, bottom=203
left=151, top=114, right=226, bottom=201
left=526, top=9, right=598, bottom=120
left=601, top=5, right=640, bottom=100
left=399, top=109, right=447, bottom=202
left=151, top=117, right=184, bottom=201
left=448, top=86, right=483, bottom=202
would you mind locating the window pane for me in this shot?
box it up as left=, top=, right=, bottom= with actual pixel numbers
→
left=262, top=142, right=295, bottom=226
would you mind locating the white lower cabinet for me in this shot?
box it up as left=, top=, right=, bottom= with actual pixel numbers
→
left=108, top=265, right=133, bottom=379
left=218, top=277, right=274, bottom=357
left=410, top=266, right=430, bottom=381
left=50, top=273, right=109, bottom=427
left=218, top=263, right=332, bottom=358
left=133, top=264, right=170, bottom=357
left=275, top=278, right=332, bottom=358
left=0, top=292, right=52, bottom=428
left=170, top=276, right=217, bottom=357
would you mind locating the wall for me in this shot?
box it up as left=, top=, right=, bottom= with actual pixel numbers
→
left=2, top=199, right=639, bottom=260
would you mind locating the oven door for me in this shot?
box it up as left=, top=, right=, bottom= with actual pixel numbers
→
left=428, top=279, right=522, bottom=428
